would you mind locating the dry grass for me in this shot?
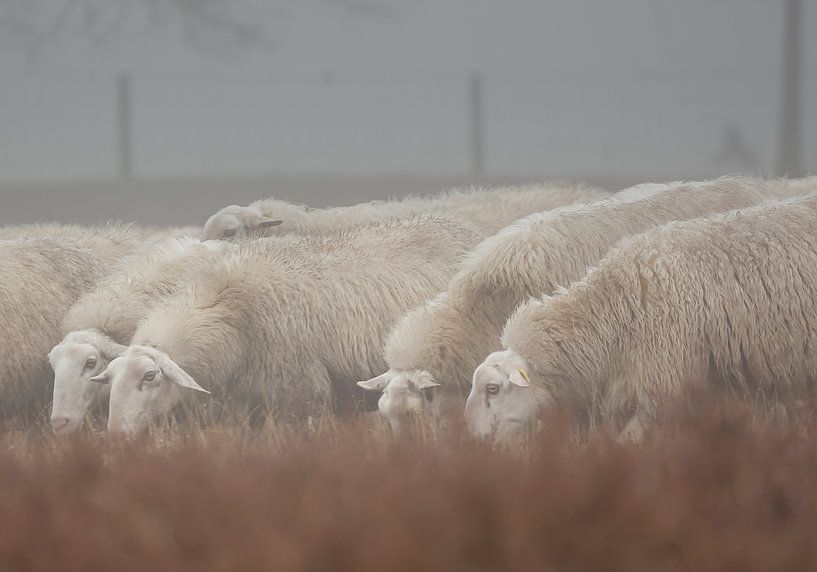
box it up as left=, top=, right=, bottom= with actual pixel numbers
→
left=0, top=400, right=816, bottom=571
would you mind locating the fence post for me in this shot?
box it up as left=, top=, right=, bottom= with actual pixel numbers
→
left=777, top=0, right=802, bottom=177
left=469, top=71, right=484, bottom=180
left=117, top=72, right=133, bottom=179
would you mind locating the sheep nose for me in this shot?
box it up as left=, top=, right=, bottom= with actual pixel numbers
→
left=50, top=416, right=72, bottom=433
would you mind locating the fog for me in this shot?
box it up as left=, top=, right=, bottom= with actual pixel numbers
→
left=0, top=0, right=814, bottom=224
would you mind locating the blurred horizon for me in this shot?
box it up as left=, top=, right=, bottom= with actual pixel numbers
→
left=0, top=0, right=814, bottom=223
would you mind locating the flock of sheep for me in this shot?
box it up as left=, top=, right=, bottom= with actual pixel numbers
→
left=3, top=175, right=817, bottom=442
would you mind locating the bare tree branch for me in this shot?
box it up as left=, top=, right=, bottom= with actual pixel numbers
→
left=138, top=0, right=278, bottom=55
left=0, top=0, right=411, bottom=59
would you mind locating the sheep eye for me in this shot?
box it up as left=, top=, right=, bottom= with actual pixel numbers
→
left=143, top=370, right=157, bottom=382
left=486, top=384, right=500, bottom=396
left=85, top=357, right=97, bottom=370
left=223, top=228, right=237, bottom=238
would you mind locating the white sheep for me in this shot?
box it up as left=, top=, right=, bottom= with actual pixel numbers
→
left=91, top=217, right=483, bottom=436
left=137, top=225, right=202, bottom=242
left=1, top=223, right=201, bottom=244
left=466, top=190, right=817, bottom=442
left=48, top=237, right=226, bottom=434
left=360, top=176, right=804, bottom=432
left=0, top=223, right=94, bottom=240
left=0, top=225, right=143, bottom=422
left=775, top=175, right=817, bottom=195
left=200, top=183, right=609, bottom=240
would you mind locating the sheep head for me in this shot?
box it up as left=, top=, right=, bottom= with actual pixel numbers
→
left=357, top=369, right=440, bottom=434
left=48, top=330, right=127, bottom=435
left=93, top=345, right=209, bottom=437
left=201, top=205, right=282, bottom=241
left=464, top=350, right=551, bottom=443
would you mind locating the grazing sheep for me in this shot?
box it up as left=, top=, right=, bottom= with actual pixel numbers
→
left=361, top=177, right=799, bottom=432
left=466, top=190, right=817, bottom=442
left=0, top=225, right=143, bottom=422
left=775, top=175, right=817, bottom=195
left=200, top=183, right=609, bottom=240
left=92, top=217, right=482, bottom=436
left=48, top=238, right=226, bottom=434
left=0, top=223, right=97, bottom=240
left=0, top=224, right=202, bottom=244
left=137, top=226, right=202, bottom=242
left=610, top=181, right=686, bottom=202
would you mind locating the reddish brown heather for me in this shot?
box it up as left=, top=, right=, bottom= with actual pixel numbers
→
left=0, top=405, right=816, bottom=571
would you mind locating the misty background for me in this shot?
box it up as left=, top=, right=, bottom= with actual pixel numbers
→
left=0, top=0, right=814, bottom=226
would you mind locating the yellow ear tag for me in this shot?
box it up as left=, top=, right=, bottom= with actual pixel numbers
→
left=518, top=368, right=530, bottom=382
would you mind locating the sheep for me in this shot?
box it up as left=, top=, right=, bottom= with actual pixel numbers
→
left=0, top=224, right=201, bottom=243
left=360, top=176, right=804, bottom=432
left=774, top=175, right=817, bottom=196
left=200, top=182, right=609, bottom=240
left=90, top=217, right=483, bottom=436
left=466, top=190, right=817, bottom=443
left=137, top=226, right=202, bottom=242
left=48, top=237, right=226, bottom=434
left=0, top=225, right=143, bottom=423
left=0, top=223, right=98, bottom=240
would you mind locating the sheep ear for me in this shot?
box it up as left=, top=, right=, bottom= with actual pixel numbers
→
left=508, top=368, right=531, bottom=388
left=89, top=371, right=111, bottom=385
left=158, top=355, right=210, bottom=394
left=258, top=218, right=283, bottom=228
left=414, top=378, right=441, bottom=390
left=357, top=372, right=391, bottom=392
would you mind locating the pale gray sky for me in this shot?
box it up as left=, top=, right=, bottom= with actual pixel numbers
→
left=0, top=0, right=814, bottom=182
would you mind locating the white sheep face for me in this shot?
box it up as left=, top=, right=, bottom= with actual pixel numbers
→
left=93, top=345, right=210, bottom=437
left=357, top=369, right=440, bottom=434
left=201, top=205, right=283, bottom=241
left=465, top=350, right=551, bottom=442
left=48, top=330, right=125, bottom=435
